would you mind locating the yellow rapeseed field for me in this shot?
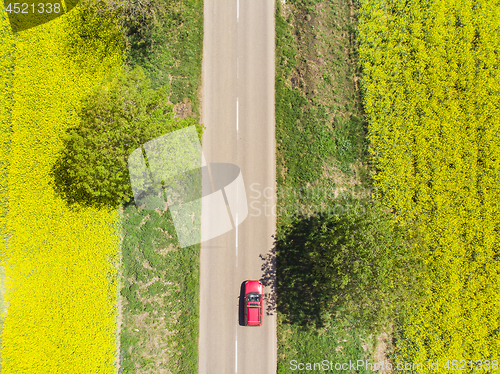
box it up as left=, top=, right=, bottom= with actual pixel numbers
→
left=358, top=0, right=500, bottom=369
left=1, top=4, right=125, bottom=372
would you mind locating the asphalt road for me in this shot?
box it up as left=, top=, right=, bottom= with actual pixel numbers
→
left=198, top=1, right=277, bottom=373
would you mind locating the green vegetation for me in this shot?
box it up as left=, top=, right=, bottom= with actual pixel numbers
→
left=77, top=0, right=203, bottom=116
left=277, top=0, right=500, bottom=370
left=52, top=65, right=200, bottom=211
left=276, top=0, right=370, bottom=192
left=119, top=205, right=199, bottom=373
left=275, top=0, right=371, bottom=369
left=79, top=0, right=205, bottom=372
left=120, top=0, right=204, bottom=115
left=275, top=0, right=422, bottom=371
left=70, top=0, right=204, bottom=370
left=277, top=310, right=376, bottom=373
left=277, top=198, right=427, bottom=332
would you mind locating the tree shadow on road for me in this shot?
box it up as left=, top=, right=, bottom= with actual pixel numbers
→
left=259, top=239, right=276, bottom=316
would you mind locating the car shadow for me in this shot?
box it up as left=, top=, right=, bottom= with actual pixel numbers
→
left=238, top=281, right=245, bottom=326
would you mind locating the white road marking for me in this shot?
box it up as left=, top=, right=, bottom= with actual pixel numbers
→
left=235, top=338, right=238, bottom=372
left=236, top=181, right=239, bottom=266
left=237, top=0, right=239, bottom=20
left=236, top=98, right=239, bottom=134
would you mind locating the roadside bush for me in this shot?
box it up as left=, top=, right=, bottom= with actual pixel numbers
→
left=51, top=64, right=200, bottom=210
left=277, top=197, right=428, bottom=332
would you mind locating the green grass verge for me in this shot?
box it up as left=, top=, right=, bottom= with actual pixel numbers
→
left=119, top=205, right=199, bottom=373
left=277, top=312, right=376, bottom=374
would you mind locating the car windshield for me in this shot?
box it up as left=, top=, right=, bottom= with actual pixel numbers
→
left=247, top=293, right=260, bottom=302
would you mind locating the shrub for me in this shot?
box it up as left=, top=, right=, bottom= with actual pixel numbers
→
left=51, top=64, right=200, bottom=210
left=277, top=197, right=428, bottom=332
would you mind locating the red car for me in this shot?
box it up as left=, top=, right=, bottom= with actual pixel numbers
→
left=244, top=280, right=263, bottom=326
